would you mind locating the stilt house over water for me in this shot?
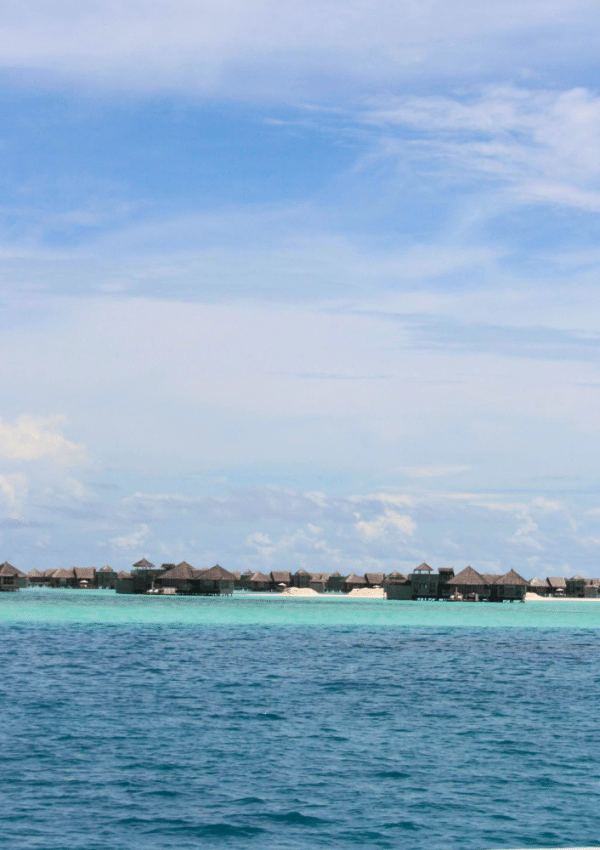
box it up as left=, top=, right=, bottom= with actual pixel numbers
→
left=0, top=562, right=27, bottom=591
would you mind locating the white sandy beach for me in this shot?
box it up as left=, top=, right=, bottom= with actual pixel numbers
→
left=524, top=592, right=600, bottom=602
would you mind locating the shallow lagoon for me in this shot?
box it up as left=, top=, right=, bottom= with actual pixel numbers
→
left=2, top=590, right=600, bottom=850
left=3, top=587, right=600, bottom=627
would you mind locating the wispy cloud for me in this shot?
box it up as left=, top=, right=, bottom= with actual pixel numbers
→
left=362, top=86, right=600, bottom=212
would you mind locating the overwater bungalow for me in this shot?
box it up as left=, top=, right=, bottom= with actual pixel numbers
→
left=155, top=561, right=196, bottom=593
left=239, top=569, right=254, bottom=590
left=384, top=572, right=412, bottom=600
left=27, top=569, right=45, bottom=586
left=309, top=572, right=329, bottom=592
left=49, top=568, right=76, bottom=588
left=292, top=569, right=312, bottom=588
left=490, top=569, right=528, bottom=602
left=528, top=576, right=551, bottom=596
left=271, top=571, right=291, bottom=590
left=248, top=571, right=271, bottom=591
left=437, top=567, right=455, bottom=599
left=0, top=562, right=28, bottom=591
left=411, top=563, right=439, bottom=599
left=343, top=573, right=367, bottom=592
left=326, top=571, right=346, bottom=592
left=74, top=567, right=96, bottom=588
left=365, top=573, right=385, bottom=587
left=446, top=566, right=488, bottom=600
left=188, top=565, right=236, bottom=596
left=547, top=577, right=567, bottom=596
left=97, top=565, right=117, bottom=589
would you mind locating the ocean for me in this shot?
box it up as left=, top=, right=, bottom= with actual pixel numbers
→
left=2, top=589, right=600, bottom=849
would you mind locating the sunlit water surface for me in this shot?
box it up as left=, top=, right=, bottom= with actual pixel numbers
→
left=1, top=589, right=599, bottom=849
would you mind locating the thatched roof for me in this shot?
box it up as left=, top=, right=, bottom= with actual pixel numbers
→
left=330, top=571, right=342, bottom=577
left=494, top=569, right=528, bottom=586
left=438, top=567, right=455, bottom=576
left=365, top=572, right=385, bottom=584
left=28, top=569, right=43, bottom=578
left=249, top=571, right=271, bottom=582
left=446, top=566, right=487, bottom=586
left=293, top=568, right=310, bottom=576
left=53, top=568, right=75, bottom=579
left=414, top=562, right=433, bottom=572
left=481, top=573, right=503, bottom=584
left=74, top=567, right=96, bottom=580
left=570, top=574, right=584, bottom=581
left=160, top=562, right=196, bottom=580
left=117, top=571, right=131, bottom=579
left=0, top=561, right=23, bottom=577
left=242, top=569, right=253, bottom=576
left=199, top=565, right=237, bottom=581
left=44, top=568, right=58, bottom=577
left=529, top=576, right=549, bottom=587
left=133, top=558, right=154, bottom=568
left=385, top=572, right=408, bottom=583
left=345, top=573, right=367, bottom=585
left=547, top=576, right=567, bottom=589
left=100, top=565, right=114, bottom=573
left=271, top=571, right=291, bottom=583
left=231, top=571, right=242, bottom=580
left=310, top=572, right=330, bottom=583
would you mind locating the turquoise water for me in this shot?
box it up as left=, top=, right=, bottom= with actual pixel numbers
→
left=3, top=588, right=600, bottom=627
left=2, top=590, right=600, bottom=849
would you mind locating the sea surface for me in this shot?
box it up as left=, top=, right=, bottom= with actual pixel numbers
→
left=2, top=589, right=600, bottom=850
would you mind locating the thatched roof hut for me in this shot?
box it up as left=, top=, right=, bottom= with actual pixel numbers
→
left=309, top=572, right=329, bottom=591
left=292, top=568, right=312, bottom=588
left=271, top=571, right=291, bottom=584
left=548, top=576, right=567, bottom=593
left=157, top=562, right=196, bottom=584
left=343, top=573, right=367, bottom=592
left=365, top=572, right=385, bottom=586
left=528, top=576, right=550, bottom=596
left=117, top=571, right=131, bottom=579
left=133, top=558, right=155, bottom=569
left=28, top=569, right=43, bottom=578
left=0, top=561, right=27, bottom=590
left=494, top=569, right=528, bottom=586
left=0, top=561, right=24, bottom=577
left=447, top=566, right=486, bottom=585
left=326, top=571, right=346, bottom=591
left=248, top=571, right=271, bottom=591
left=414, top=562, right=433, bottom=572
left=100, top=565, right=114, bottom=573
left=482, top=573, right=503, bottom=584
left=446, top=566, right=488, bottom=597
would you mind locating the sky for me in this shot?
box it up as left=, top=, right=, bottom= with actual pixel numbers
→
left=3, top=0, right=600, bottom=577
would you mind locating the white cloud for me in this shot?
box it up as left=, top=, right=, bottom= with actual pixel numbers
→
left=363, top=86, right=600, bottom=212
left=109, top=523, right=149, bottom=550
left=0, top=415, right=87, bottom=465
left=0, top=2, right=598, bottom=96
left=356, top=510, right=416, bottom=539
left=0, top=472, right=27, bottom=516
left=398, top=465, right=471, bottom=478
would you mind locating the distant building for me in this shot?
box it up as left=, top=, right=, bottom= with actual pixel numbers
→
left=97, top=565, right=117, bottom=589
left=0, top=562, right=27, bottom=591
left=326, top=572, right=346, bottom=592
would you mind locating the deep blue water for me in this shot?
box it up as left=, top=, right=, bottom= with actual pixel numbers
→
left=2, top=592, right=600, bottom=849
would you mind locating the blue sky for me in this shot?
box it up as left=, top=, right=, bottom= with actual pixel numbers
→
left=3, top=0, right=600, bottom=577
